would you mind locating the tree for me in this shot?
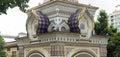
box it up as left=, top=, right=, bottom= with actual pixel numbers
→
left=107, top=32, right=120, bottom=57
left=108, top=25, right=117, bottom=36
left=0, top=0, right=29, bottom=15
left=0, top=35, right=6, bottom=57
left=94, top=10, right=108, bottom=35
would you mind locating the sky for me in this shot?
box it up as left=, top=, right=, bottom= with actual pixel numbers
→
left=0, top=0, right=120, bottom=42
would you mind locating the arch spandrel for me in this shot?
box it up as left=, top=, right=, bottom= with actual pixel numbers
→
left=26, top=48, right=50, bottom=57
left=67, top=48, right=97, bottom=57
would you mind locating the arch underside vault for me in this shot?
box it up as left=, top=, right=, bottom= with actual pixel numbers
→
left=73, top=52, right=94, bottom=57
left=29, top=53, right=43, bottom=57
left=75, top=54, right=92, bottom=57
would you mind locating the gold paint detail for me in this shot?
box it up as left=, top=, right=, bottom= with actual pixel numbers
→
left=78, top=7, right=94, bottom=30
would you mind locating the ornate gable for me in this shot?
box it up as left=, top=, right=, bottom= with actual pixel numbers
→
left=26, top=1, right=97, bottom=40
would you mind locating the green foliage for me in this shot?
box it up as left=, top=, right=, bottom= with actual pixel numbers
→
left=0, top=0, right=29, bottom=15
left=0, top=35, right=6, bottom=57
left=94, top=10, right=108, bottom=35
left=107, top=32, right=120, bottom=57
left=94, top=22, right=100, bottom=35
left=95, top=10, right=119, bottom=57
left=108, top=25, right=117, bottom=36
left=94, top=10, right=117, bottom=36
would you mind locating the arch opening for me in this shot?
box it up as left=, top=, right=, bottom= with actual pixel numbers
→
left=75, top=53, right=93, bottom=57
left=27, top=50, right=45, bottom=57
left=72, top=51, right=96, bottom=57
left=29, top=53, right=43, bottom=57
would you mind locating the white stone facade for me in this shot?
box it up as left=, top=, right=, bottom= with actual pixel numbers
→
left=15, top=0, right=108, bottom=57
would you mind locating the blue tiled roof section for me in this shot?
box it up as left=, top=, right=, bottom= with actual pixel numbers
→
left=68, top=9, right=82, bottom=33
left=36, top=11, right=50, bottom=34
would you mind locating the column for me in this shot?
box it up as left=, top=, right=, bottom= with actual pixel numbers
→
left=19, top=46, right=24, bottom=57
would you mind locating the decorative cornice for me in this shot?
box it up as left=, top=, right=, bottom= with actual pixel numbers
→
left=5, top=41, right=17, bottom=47
left=27, top=0, right=98, bottom=12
